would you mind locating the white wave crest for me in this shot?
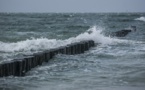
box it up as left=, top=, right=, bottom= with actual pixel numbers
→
left=135, top=17, right=145, bottom=22
left=0, top=38, right=66, bottom=53
left=74, top=26, right=129, bottom=45
left=0, top=26, right=132, bottom=54
left=1, top=25, right=139, bottom=63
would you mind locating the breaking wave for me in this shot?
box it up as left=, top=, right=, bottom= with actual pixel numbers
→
left=0, top=26, right=129, bottom=52
left=135, top=17, right=145, bottom=22
left=0, top=26, right=137, bottom=61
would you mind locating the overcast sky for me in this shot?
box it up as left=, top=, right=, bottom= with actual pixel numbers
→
left=0, top=0, right=145, bottom=13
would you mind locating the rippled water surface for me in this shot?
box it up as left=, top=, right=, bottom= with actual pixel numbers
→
left=0, top=13, right=145, bottom=90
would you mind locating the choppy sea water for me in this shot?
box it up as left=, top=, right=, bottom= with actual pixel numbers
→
left=0, top=13, right=145, bottom=90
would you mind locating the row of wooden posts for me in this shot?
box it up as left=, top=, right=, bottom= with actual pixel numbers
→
left=0, top=40, right=95, bottom=77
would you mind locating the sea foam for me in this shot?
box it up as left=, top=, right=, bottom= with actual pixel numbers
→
left=0, top=26, right=130, bottom=53
left=135, top=17, right=145, bottom=22
left=0, top=25, right=134, bottom=61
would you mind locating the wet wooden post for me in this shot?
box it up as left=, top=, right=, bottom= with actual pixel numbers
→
left=73, top=44, right=77, bottom=54
left=3, top=62, right=9, bottom=76
left=66, top=46, right=71, bottom=55
left=60, top=46, right=66, bottom=54
left=76, top=42, right=84, bottom=54
left=4, top=63, right=8, bottom=76
left=30, top=56, right=35, bottom=68
left=49, top=49, right=57, bottom=59
left=76, top=43, right=80, bottom=54
left=84, top=41, right=89, bottom=51
left=0, top=40, right=95, bottom=77
left=58, top=46, right=66, bottom=54
left=69, top=44, right=75, bottom=55
left=43, top=51, right=50, bottom=62
left=44, top=49, right=57, bottom=61
left=80, top=42, right=85, bottom=53
left=33, top=53, right=43, bottom=66
left=24, top=56, right=34, bottom=72
left=13, top=59, right=24, bottom=76
left=11, top=61, right=16, bottom=76
left=0, top=64, right=2, bottom=77
left=6, top=61, right=13, bottom=76
left=0, top=63, right=4, bottom=77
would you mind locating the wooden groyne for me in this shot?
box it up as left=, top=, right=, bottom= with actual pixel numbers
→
left=0, top=40, right=95, bottom=77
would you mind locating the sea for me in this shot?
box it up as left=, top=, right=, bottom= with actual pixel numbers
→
left=0, top=13, right=145, bottom=90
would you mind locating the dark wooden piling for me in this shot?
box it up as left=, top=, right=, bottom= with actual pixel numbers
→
left=14, top=60, right=23, bottom=76
left=0, top=40, right=95, bottom=77
left=0, top=63, right=4, bottom=77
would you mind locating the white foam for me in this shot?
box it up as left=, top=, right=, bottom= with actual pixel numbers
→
left=1, top=25, right=140, bottom=62
left=74, top=26, right=130, bottom=45
left=0, top=26, right=134, bottom=53
left=135, top=17, right=145, bottom=22
left=0, top=38, right=66, bottom=53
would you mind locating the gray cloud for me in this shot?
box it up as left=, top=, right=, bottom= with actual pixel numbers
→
left=0, top=0, right=145, bottom=12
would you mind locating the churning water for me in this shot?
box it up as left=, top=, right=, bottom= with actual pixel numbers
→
left=0, top=13, right=145, bottom=90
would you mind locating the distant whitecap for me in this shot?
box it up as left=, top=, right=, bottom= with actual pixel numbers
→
left=135, top=17, right=145, bottom=22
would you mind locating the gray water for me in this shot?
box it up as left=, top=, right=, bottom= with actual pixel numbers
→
left=0, top=13, right=145, bottom=90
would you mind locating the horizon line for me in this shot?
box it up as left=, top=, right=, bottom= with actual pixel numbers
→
left=0, top=11, right=145, bottom=14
